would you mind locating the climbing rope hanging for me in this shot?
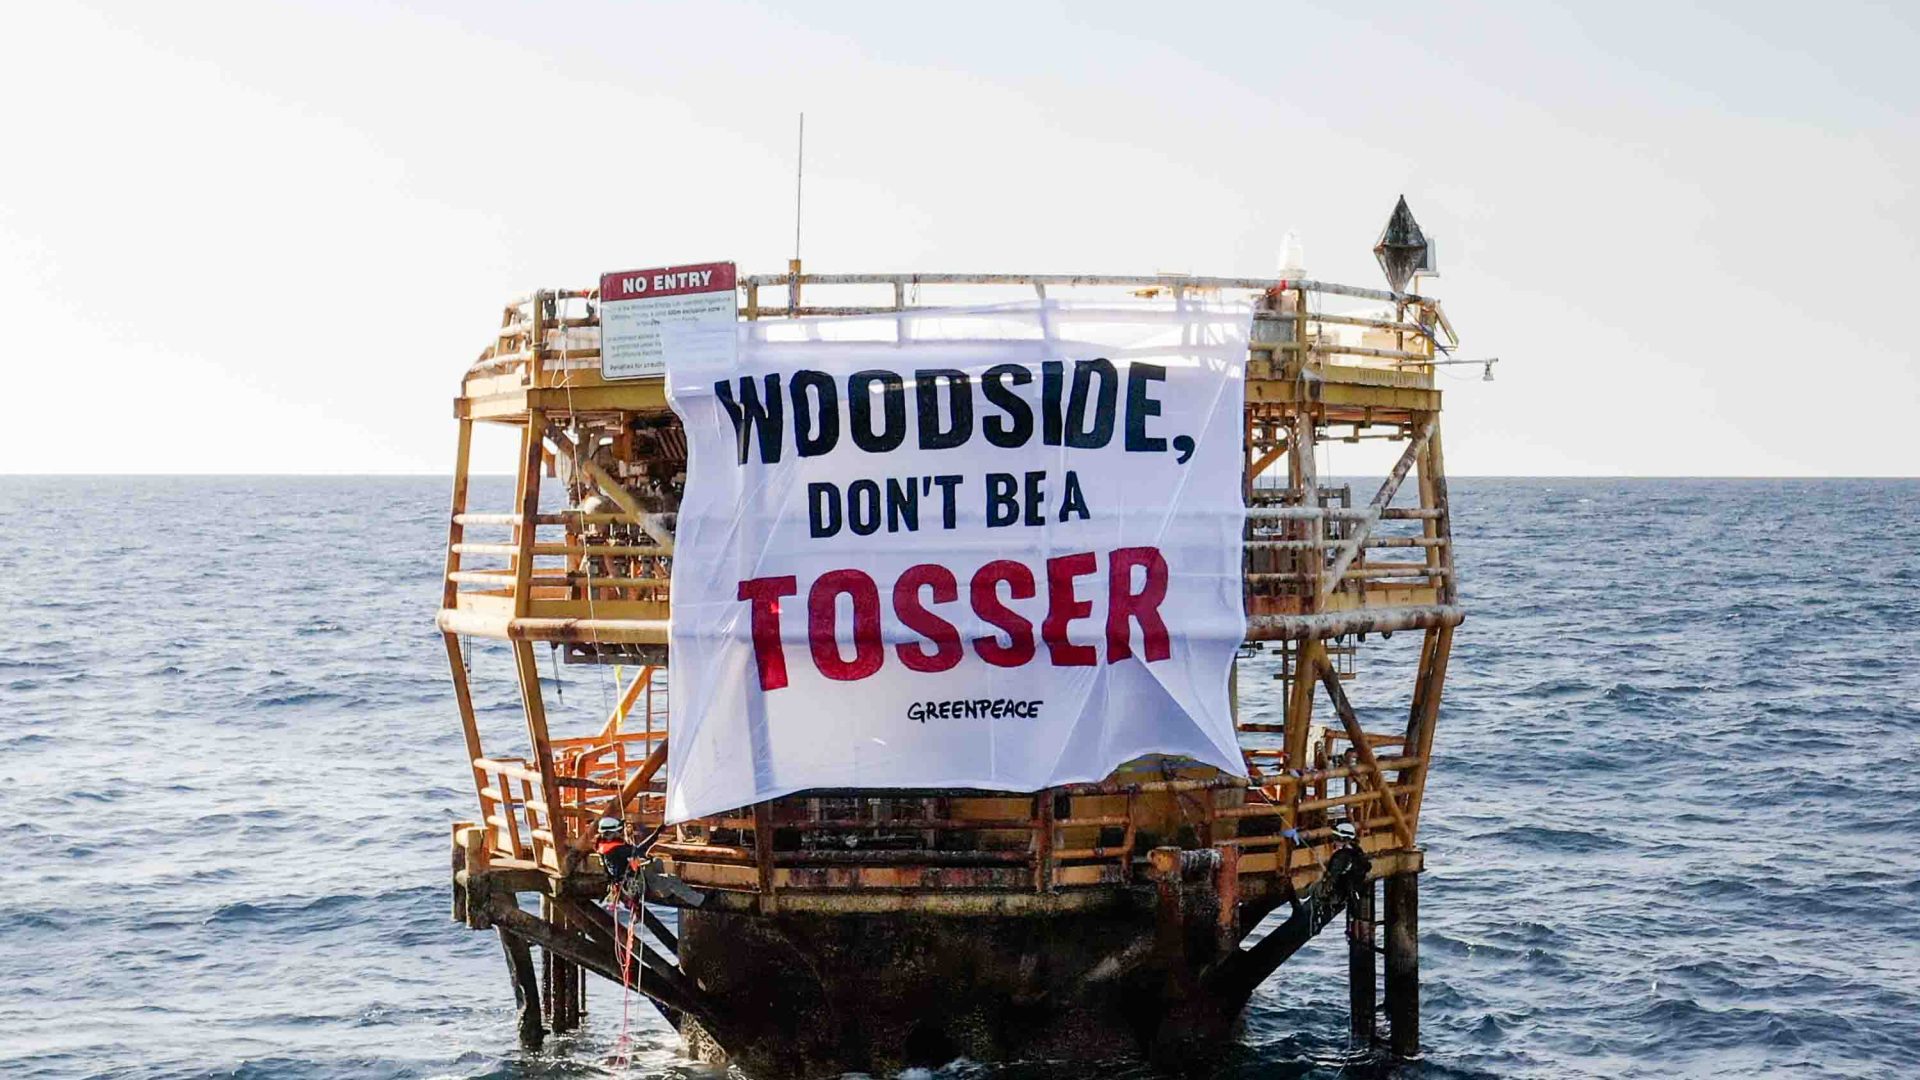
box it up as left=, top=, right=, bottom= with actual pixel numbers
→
left=613, top=897, right=640, bottom=1063
left=553, top=286, right=647, bottom=1060
left=552, top=294, right=616, bottom=722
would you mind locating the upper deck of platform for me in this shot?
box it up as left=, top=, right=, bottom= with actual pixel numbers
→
left=456, top=272, right=1453, bottom=423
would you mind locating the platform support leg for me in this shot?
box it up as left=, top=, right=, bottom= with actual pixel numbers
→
left=1384, top=872, right=1419, bottom=1059
left=543, top=948, right=583, bottom=1033
left=541, top=944, right=553, bottom=1026
left=1348, top=877, right=1376, bottom=1048
left=498, top=927, right=545, bottom=1049
left=538, top=897, right=582, bottom=1033
left=556, top=955, right=581, bottom=1032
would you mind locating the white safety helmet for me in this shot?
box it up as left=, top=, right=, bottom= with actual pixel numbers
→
left=596, top=816, right=624, bottom=837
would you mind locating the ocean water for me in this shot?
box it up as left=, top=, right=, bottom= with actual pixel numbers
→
left=1, top=476, right=1916, bottom=1079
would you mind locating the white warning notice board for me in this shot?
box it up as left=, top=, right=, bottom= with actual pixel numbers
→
left=598, top=261, right=738, bottom=379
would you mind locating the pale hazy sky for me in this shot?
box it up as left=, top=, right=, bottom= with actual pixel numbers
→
left=4, top=1, right=1915, bottom=475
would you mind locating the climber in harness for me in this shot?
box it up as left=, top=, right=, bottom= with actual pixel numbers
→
left=596, top=815, right=641, bottom=890
left=596, top=814, right=705, bottom=912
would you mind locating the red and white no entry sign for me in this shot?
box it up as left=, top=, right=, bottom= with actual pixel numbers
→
left=598, top=261, right=738, bottom=379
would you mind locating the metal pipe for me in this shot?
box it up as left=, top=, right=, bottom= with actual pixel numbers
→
left=1385, top=873, right=1420, bottom=1059
left=1247, top=507, right=1441, bottom=522
left=773, top=849, right=1031, bottom=866
left=735, top=272, right=1429, bottom=305
left=1245, top=605, right=1464, bottom=643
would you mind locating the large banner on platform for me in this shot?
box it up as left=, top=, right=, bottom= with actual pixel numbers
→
left=662, top=300, right=1250, bottom=823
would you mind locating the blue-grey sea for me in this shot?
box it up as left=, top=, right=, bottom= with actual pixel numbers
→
left=2, top=477, right=1916, bottom=1079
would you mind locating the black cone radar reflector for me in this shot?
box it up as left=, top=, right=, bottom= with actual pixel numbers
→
left=1373, top=196, right=1429, bottom=295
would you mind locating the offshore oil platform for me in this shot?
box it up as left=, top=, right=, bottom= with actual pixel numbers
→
left=443, top=200, right=1468, bottom=1075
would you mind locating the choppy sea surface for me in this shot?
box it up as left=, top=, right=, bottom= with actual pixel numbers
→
left=2, top=477, right=1916, bottom=1079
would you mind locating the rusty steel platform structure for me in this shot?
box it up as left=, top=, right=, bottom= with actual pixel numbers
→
left=443, top=245, right=1465, bottom=1074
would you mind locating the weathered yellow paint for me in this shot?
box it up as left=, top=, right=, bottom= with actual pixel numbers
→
left=1247, top=378, right=1442, bottom=412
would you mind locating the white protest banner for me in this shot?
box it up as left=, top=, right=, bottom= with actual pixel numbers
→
left=662, top=300, right=1250, bottom=823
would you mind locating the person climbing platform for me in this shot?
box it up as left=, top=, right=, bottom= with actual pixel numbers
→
left=595, top=815, right=639, bottom=890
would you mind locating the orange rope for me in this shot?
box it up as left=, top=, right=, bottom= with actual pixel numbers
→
left=612, top=894, right=638, bottom=1063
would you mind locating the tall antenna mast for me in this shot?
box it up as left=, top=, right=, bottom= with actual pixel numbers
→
left=793, top=113, right=805, bottom=264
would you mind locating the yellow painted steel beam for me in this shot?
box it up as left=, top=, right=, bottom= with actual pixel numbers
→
left=459, top=383, right=670, bottom=422
left=437, top=608, right=671, bottom=644
left=1248, top=379, right=1442, bottom=412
